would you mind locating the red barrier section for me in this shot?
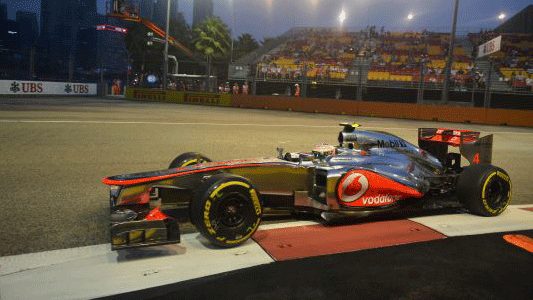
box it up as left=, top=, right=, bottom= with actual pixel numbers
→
left=230, top=95, right=533, bottom=127
left=419, top=105, right=487, bottom=123
left=486, top=109, right=533, bottom=126
left=232, top=95, right=359, bottom=115
left=359, top=102, right=419, bottom=119
left=252, top=220, right=446, bottom=261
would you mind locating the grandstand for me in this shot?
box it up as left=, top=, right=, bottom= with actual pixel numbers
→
left=230, top=6, right=532, bottom=107
left=236, top=28, right=483, bottom=87
left=474, top=33, right=532, bottom=92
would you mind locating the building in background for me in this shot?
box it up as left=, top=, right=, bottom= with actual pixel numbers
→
left=76, top=27, right=97, bottom=74
left=0, top=15, right=20, bottom=51
left=97, top=15, right=129, bottom=75
left=0, top=2, right=9, bottom=49
left=153, top=0, right=168, bottom=29
left=193, top=0, right=213, bottom=27
left=15, top=11, right=38, bottom=50
left=40, top=0, right=98, bottom=59
left=37, top=0, right=101, bottom=79
left=169, top=0, right=180, bottom=23
left=0, top=14, right=22, bottom=79
left=1, top=0, right=133, bottom=81
left=138, top=0, right=154, bottom=20
left=139, top=0, right=180, bottom=29
left=495, top=5, right=533, bottom=34
left=0, top=2, right=7, bottom=22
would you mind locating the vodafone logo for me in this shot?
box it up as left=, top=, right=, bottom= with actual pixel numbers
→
left=337, top=170, right=417, bottom=207
left=338, top=172, right=369, bottom=203
left=362, top=194, right=400, bottom=205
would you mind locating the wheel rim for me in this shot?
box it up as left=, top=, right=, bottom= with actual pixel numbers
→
left=485, top=178, right=508, bottom=210
left=217, top=193, right=247, bottom=228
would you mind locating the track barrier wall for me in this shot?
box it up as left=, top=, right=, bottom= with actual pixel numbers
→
left=125, top=88, right=533, bottom=127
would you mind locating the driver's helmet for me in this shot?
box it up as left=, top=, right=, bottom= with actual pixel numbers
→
left=312, top=143, right=336, bottom=159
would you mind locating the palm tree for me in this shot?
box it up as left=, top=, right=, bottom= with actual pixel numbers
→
left=193, top=17, right=231, bottom=91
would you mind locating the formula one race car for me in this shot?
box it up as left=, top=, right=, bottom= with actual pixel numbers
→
left=102, top=123, right=511, bottom=250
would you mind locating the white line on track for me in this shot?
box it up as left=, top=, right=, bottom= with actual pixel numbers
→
left=1, top=119, right=532, bottom=135
left=0, top=119, right=413, bottom=130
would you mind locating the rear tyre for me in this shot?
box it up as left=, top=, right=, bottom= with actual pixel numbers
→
left=190, top=174, right=262, bottom=247
left=169, top=152, right=211, bottom=169
left=456, top=165, right=511, bottom=216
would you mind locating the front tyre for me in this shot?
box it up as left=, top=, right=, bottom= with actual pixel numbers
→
left=169, top=152, right=211, bottom=169
left=456, top=165, right=511, bottom=216
left=190, top=174, right=262, bottom=247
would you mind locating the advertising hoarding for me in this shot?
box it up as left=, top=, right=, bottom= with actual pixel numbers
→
left=0, top=80, right=98, bottom=95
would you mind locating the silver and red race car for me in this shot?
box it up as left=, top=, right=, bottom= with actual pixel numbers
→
left=102, top=123, right=511, bottom=250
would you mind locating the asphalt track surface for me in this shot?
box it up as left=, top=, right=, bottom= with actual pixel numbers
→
left=1, top=96, right=533, bottom=256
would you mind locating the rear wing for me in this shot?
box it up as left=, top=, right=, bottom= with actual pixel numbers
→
left=418, top=128, right=493, bottom=165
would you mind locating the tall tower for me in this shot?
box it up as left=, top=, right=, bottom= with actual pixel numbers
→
left=39, top=0, right=98, bottom=77
left=151, top=0, right=180, bottom=29
left=16, top=11, right=39, bottom=50
left=0, top=2, right=12, bottom=49
left=193, top=0, right=213, bottom=27
left=170, top=0, right=180, bottom=22
left=40, top=0, right=97, bottom=52
left=0, top=3, right=7, bottom=22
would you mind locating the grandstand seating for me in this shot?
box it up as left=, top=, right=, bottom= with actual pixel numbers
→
left=254, top=28, right=531, bottom=91
left=470, top=32, right=533, bottom=84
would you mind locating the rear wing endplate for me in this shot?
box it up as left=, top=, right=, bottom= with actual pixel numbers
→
left=418, top=128, right=493, bottom=165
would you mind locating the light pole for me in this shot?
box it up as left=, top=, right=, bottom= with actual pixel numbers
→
left=440, top=0, right=460, bottom=105
left=163, top=0, right=170, bottom=90
left=230, top=0, right=235, bottom=63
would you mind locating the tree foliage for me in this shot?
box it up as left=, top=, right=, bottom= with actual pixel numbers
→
left=233, top=33, right=259, bottom=61
left=193, top=16, right=231, bottom=59
left=261, top=37, right=276, bottom=47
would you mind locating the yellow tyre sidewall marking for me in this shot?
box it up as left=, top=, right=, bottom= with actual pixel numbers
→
left=482, top=171, right=511, bottom=214
left=182, top=159, right=198, bottom=166
left=204, top=181, right=262, bottom=245
left=209, top=181, right=251, bottom=199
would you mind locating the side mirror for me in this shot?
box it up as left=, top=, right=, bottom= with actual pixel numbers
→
left=276, top=146, right=284, bottom=159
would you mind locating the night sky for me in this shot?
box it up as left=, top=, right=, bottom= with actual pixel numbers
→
left=1, top=0, right=531, bottom=40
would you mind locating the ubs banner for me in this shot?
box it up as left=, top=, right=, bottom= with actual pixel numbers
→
left=0, top=80, right=97, bottom=95
left=127, top=88, right=231, bottom=107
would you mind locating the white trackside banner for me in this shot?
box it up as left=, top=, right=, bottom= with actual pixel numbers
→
left=0, top=80, right=97, bottom=95
left=477, top=35, right=502, bottom=58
